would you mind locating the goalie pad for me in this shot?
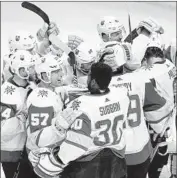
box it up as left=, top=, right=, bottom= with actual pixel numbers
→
left=31, top=147, right=64, bottom=178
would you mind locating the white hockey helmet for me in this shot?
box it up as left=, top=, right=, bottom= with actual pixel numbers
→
left=8, top=31, right=37, bottom=53
left=74, top=42, right=96, bottom=75
left=10, top=50, right=35, bottom=79
left=147, top=33, right=164, bottom=50
left=35, top=55, right=63, bottom=84
left=97, top=16, right=126, bottom=42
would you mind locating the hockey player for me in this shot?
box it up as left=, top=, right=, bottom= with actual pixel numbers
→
left=26, top=55, right=70, bottom=153
left=1, top=50, right=38, bottom=178
left=138, top=37, right=176, bottom=178
left=165, top=38, right=177, bottom=178
left=97, top=16, right=164, bottom=72
left=97, top=43, right=173, bottom=178
left=37, top=21, right=96, bottom=88
left=28, top=62, right=130, bottom=178
left=164, top=38, right=176, bottom=66
left=3, top=31, right=38, bottom=82
left=63, top=41, right=96, bottom=86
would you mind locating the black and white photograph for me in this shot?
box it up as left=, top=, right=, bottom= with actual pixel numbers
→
left=1, top=1, right=176, bottom=178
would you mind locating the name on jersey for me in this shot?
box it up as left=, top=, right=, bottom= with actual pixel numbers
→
left=112, top=82, right=132, bottom=91
left=99, top=102, right=120, bottom=116
left=168, top=66, right=176, bottom=79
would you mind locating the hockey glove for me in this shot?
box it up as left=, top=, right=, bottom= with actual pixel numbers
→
left=37, top=22, right=60, bottom=42
left=68, top=35, right=84, bottom=50
left=137, top=17, right=164, bottom=36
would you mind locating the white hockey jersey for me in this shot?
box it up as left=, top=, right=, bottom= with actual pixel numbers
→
left=26, top=86, right=69, bottom=151
left=57, top=87, right=130, bottom=165
left=137, top=60, right=176, bottom=133
left=1, top=79, right=29, bottom=161
left=61, top=54, right=89, bottom=87
left=110, top=72, right=172, bottom=165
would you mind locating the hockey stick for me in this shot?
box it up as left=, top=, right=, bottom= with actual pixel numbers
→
left=128, top=14, right=133, bottom=44
left=21, top=1, right=77, bottom=76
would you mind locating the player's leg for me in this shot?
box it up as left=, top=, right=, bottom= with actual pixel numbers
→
left=60, top=157, right=100, bottom=178
left=1, top=162, right=19, bottom=178
left=127, top=157, right=150, bottom=178
left=17, top=148, right=39, bottom=178
left=60, top=148, right=127, bottom=178
left=148, top=146, right=169, bottom=178
left=99, top=148, right=127, bottom=178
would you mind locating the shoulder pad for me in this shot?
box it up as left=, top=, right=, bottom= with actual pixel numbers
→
left=27, top=88, right=59, bottom=109
left=1, top=82, right=22, bottom=105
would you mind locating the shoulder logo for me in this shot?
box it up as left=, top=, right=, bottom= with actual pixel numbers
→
left=166, top=64, right=170, bottom=68
left=144, top=64, right=153, bottom=71
left=37, top=90, right=48, bottom=97
left=105, top=98, right=110, bottom=102
left=4, top=85, right=15, bottom=95
left=117, top=77, right=123, bottom=81
left=70, top=99, right=81, bottom=111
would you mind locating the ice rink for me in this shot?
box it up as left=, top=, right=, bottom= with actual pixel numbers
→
left=1, top=1, right=176, bottom=178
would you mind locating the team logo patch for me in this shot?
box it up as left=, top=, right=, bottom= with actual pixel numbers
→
left=4, top=86, right=15, bottom=95
left=144, top=65, right=153, bottom=71
left=88, top=49, right=93, bottom=54
left=37, top=90, right=48, bottom=97
left=15, top=35, right=20, bottom=41
left=20, top=55, right=25, bottom=61
left=70, top=99, right=81, bottom=111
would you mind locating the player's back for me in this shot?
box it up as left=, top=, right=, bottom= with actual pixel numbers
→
left=138, top=59, right=176, bottom=109
left=110, top=73, right=151, bottom=165
left=58, top=87, right=130, bottom=165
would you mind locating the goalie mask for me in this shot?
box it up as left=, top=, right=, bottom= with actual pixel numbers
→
left=8, top=31, right=37, bottom=54
left=97, top=16, right=126, bottom=42
left=35, top=55, right=64, bottom=86
left=74, top=43, right=96, bottom=75
left=10, top=50, right=35, bottom=80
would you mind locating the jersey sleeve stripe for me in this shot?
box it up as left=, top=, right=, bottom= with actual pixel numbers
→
left=65, top=139, right=88, bottom=151
left=36, top=129, right=44, bottom=146
left=70, top=129, right=92, bottom=138
left=145, top=107, right=173, bottom=124
left=64, top=131, right=92, bottom=151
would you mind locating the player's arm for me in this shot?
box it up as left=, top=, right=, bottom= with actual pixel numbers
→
left=58, top=112, right=92, bottom=164
left=143, top=80, right=172, bottom=133
left=1, top=85, right=27, bottom=142
left=1, top=106, right=27, bottom=142
left=26, top=119, right=67, bottom=149
left=124, top=17, right=164, bottom=43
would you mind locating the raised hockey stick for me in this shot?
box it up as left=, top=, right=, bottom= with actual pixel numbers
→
left=21, top=1, right=77, bottom=76
left=128, top=14, right=133, bottom=44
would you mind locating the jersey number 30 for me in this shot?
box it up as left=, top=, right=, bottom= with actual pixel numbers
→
left=93, top=94, right=141, bottom=146
left=93, top=115, right=124, bottom=146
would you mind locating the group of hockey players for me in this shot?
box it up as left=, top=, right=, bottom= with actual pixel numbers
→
left=1, top=14, right=176, bottom=178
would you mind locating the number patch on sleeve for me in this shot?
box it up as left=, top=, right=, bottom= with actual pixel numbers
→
left=1, top=103, right=16, bottom=121
left=28, top=105, right=54, bottom=133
